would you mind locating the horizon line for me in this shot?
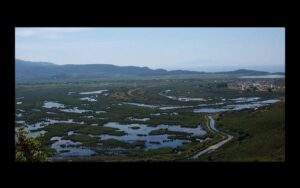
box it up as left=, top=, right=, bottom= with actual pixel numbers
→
left=15, top=58, right=285, bottom=73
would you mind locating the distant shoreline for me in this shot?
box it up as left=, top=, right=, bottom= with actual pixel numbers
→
left=239, top=75, right=285, bottom=79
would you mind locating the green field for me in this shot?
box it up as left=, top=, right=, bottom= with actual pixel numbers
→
left=197, top=102, right=285, bottom=161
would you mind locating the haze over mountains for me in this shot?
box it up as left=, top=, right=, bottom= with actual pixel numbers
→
left=15, top=59, right=284, bottom=83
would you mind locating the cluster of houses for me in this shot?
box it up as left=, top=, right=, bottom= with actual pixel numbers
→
left=228, top=80, right=285, bottom=92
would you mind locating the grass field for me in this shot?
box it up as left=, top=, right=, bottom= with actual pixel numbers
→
left=197, top=102, right=285, bottom=161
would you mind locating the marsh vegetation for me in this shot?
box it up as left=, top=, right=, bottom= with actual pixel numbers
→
left=15, top=78, right=285, bottom=161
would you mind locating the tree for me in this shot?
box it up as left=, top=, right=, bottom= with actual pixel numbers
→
left=15, top=127, right=48, bottom=162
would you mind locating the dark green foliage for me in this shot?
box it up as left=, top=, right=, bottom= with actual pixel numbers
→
left=75, top=126, right=126, bottom=136
left=149, top=128, right=191, bottom=137
left=15, top=127, right=48, bottom=162
left=63, top=134, right=99, bottom=146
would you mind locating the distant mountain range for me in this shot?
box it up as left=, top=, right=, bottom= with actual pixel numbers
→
left=15, top=59, right=284, bottom=82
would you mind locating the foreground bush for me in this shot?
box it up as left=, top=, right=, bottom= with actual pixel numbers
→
left=15, top=127, right=48, bottom=162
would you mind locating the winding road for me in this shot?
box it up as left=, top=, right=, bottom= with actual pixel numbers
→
left=190, top=115, right=233, bottom=159
left=127, top=88, right=142, bottom=97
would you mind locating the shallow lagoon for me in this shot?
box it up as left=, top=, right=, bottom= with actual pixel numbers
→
left=123, top=102, right=194, bottom=110
left=80, top=97, right=97, bottom=102
left=99, top=122, right=207, bottom=149
left=193, top=99, right=280, bottom=113
left=50, top=137, right=96, bottom=158
left=159, top=92, right=207, bottom=102
left=128, top=117, right=150, bottom=122
left=95, top=111, right=107, bottom=114
left=229, top=97, right=260, bottom=103
left=60, top=107, right=92, bottom=113
left=19, top=118, right=84, bottom=137
left=239, top=75, right=285, bottom=79
left=43, top=101, right=65, bottom=108
left=79, top=89, right=108, bottom=95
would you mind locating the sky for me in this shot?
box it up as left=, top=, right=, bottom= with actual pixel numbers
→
left=15, top=27, right=285, bottom=72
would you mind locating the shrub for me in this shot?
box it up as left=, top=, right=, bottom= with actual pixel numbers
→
left=15, top=127, right=48, bottom=162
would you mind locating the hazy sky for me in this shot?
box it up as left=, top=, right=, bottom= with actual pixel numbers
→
left=15, top=27, right=285, bottom=72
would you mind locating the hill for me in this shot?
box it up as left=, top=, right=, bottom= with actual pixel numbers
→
left=15, top=59, right=282, bottom=82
